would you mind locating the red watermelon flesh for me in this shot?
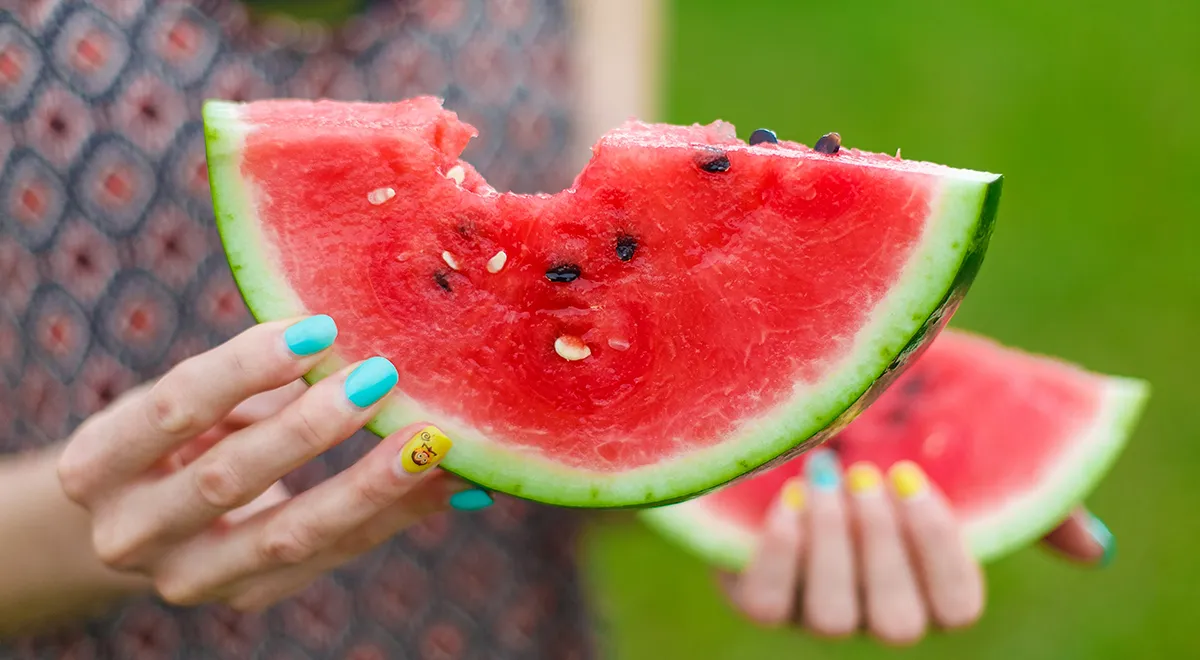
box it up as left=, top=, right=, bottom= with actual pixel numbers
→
left=640, top=330, right=1149, bottom=564
left=202, top=96, right=1001, bottom=508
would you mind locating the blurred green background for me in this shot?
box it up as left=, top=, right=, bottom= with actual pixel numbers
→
left=582, top=0, right=1199, bottom=658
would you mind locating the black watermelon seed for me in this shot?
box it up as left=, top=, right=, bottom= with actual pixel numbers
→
left=814, top=132, right=842, bottom=155
left=886, top=408, right=909, bottom=426
left=696, top=149, right=731, bottom=173
left=545, top=264, right=581, bottom=282
left=748, top=128, right=778, bottom=145
left=615, top=235, right=638, bottom=261
left=433, top=271, right=452, bottom=292
left=900, top=374, right=926, bottom=397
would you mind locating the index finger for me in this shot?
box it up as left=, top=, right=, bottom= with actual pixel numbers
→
left=59, top=315, right=339, bottom=501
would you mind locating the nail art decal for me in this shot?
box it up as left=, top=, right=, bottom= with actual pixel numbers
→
left=888, top=460, right=928, bottom=500
left=847, top=462, right=882, bottom=495
left=399, top=425, right=453, bottom=474
left=781, top=478, right=806, bottom=511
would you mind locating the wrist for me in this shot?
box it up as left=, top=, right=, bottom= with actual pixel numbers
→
left=0, top=444, right=151, bottom=635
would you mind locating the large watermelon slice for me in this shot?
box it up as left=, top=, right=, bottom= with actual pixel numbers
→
left=639, top=330, right=1150, bottom=566
left=201, top=96, right=1003, bottom=508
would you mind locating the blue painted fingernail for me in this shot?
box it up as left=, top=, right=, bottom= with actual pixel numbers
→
left=284, top=315, right=338, bottom=356
left=1087, top=513, right=1116, bottom=568
left=450, top=489, right=494, bottom=511
left=806, top=448, right=841, bottom=491
left=344, top=357, right=398, bottom=408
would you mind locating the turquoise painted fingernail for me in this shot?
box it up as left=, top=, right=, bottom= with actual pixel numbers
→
left=284, top=315, right=338, bottom=356
left=344, top=357, right=398, bottom=408
left=450, top=489, right=494, bottom=511
left=806, top=448, right=841, bottom=491
left=1087, top=513, right=1116, bottom=568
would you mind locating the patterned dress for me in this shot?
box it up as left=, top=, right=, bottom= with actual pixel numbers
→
left=0, top=1, right=596, bottom=658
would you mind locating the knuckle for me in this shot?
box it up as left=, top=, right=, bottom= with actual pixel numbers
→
left=290, top=406, right=331, bottom=454
left=228, top=587, right=271, bottom=613
left=354, top=473, right=400, bottom=510
left=92, top=523, right=143, bottom=570
left=738, top=593, right=791, bottom=628
left=154, top=572, right=206, bottom=607
left=806, top=611, right=859, bottom=639
left=57, top=447, right=94, bottom=504
left=872, top=618, right=926, bottom=647
left=145, top=379, right=198, bottom=436
left=259, top=522, right=321, bottom=566
left=194, top=457, right=249, bottom=509
left=935, top=588, right=984, bottom=629
left=227, top=342, right=255, bottom=380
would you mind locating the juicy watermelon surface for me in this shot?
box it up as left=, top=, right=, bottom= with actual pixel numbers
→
left=203, top=97, right=1002, bottom=507
left=640, top=330, right=1150, bottom=566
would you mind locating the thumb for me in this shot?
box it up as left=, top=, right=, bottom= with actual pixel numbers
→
left=1039, top=506, right=1116, bottom=567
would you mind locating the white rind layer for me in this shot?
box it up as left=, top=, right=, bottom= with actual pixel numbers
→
left=639, top=374, right=1150, bottom=567
left=203, top=99, right=1000, bottom=508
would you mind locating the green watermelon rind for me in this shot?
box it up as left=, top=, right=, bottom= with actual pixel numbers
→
left=202, top=99, right=1002, bottom=509
left=637, top=374, right=1150, bottom=568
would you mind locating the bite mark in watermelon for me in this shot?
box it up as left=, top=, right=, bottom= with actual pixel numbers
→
left=639, top=330, right=1150, bottom=565
left=202, top=97, right=1002, bottom=508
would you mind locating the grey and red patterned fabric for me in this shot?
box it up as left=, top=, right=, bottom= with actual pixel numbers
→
left=0, top=1, right=596, bottom=658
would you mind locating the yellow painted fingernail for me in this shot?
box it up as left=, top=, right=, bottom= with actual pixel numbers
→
left=398, top=426, right=452, bottom=474
left=781, top=478, right=805, bottom=512
left=888, top=460, right=927, bottom=500
left=847, top=462, right=882, bottom=495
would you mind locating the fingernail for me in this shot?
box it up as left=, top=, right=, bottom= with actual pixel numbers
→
left=450, top=488, right=494, bottom=511
left=397, top=425, right=452, bottom=474
left=344, top=357, right=398, bottom=408
left=284, top=315, right=338, bottom=356
left=888, top=460, right=927, bottom=500
left=805, top=448, right=841, bottom=491
left=847, top=462, right=883, bottom=495
left=780, top=478, right=805, bottom=512
left=1087, top=513, right=1116, bottom=568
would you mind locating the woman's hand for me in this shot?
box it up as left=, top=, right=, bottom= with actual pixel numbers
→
left=55, top=315, right=481, bottom=612
left=721, top=449, right=1114, bottom=646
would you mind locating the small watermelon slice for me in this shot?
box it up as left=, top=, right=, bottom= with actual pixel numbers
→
left=639, top=330, right=1150, bottom=566
left=202, top=96, right=1003, bottom=508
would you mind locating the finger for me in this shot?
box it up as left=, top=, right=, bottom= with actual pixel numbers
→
left=171, top=383, right=310, bottom=467
left=58, top=315, right=338, bottom=500
left=1040, top=507, right=1115, bottom=567
left=152, top=426, right=462, bottom=606
left=732, top=478, right=806, bottom=626
left=223, top=481, right=292, bottom=527
left=107, top=357, right=399, bottom=562
left=800, top=450, right=860, bottom=637
left=227, top=472, right=477, bottom=612
left=846, top=462, right=927, bottom=646
left=889, top=461, right=984, bottom=630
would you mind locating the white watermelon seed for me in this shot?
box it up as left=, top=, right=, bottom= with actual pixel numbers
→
left=367, top=187, right=395, bottom=205
left=445, top=165, right=466, bottom=186
left=922, top=431, right=948, bottom=458
left=607, top=338, right=630, bottom=351
left=441, top=251, right=461, bottom=271
left=486, top=250, right=508, bottom=273
left=554, top=335, right=591, bottom=361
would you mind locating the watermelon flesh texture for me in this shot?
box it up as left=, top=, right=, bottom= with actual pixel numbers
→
left=639, top=330, right=1150, bottom=566
left=202, top=97, right=1002, bottom=508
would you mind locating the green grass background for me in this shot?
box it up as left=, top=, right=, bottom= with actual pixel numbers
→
left=581, top=1, right=1199, bottom=658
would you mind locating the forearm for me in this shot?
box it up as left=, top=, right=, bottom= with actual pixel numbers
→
left=0, top=444, right=150, bottom=638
